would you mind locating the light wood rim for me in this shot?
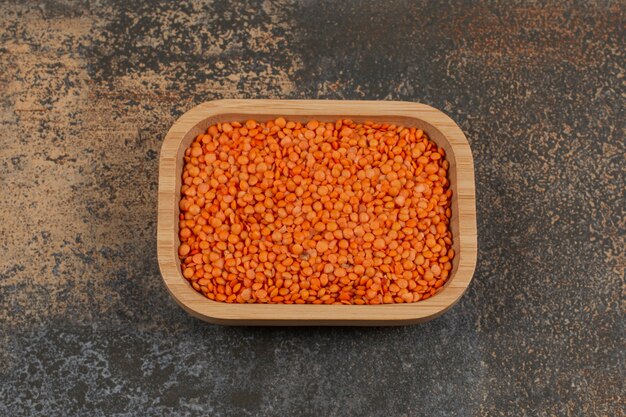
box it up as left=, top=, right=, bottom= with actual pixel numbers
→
left=158, top=99, right=476, bottom=325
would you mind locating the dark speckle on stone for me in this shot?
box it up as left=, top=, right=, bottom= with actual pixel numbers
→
left=10, top=154, right=26, bottom=168
left=228, top=390, right=263, bottom=411
left=146, top=149, right=158, bottom=160
left=0, top=1, right=624, bottom=416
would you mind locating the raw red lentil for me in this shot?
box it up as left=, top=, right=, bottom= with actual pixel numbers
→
left=178, top=118, right=454, bottom=304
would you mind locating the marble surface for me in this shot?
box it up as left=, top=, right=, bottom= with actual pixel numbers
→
left=1, top=1, right=624, bottom=416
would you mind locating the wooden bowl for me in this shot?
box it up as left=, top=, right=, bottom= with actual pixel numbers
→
left=158, top=100, right=476, bottom=325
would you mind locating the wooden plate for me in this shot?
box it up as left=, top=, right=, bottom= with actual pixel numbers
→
left=158, top=100, right=476, bottom=325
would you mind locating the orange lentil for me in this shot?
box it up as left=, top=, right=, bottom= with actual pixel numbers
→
left=373, top=238, right=386, bottom=250
left=178, top=118, right=453, bottom=304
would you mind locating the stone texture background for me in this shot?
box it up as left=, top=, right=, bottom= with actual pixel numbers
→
left=1, top=1, right=624, bottom=416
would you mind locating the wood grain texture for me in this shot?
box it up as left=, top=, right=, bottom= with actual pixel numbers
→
left=157, top=100, right=476, bottom=325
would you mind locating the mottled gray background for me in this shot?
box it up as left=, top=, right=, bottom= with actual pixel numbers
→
left=1, top=0, right=624, bottom=416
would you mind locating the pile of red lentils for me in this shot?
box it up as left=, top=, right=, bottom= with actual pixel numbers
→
left=178, top=118, right=454, bottom=305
